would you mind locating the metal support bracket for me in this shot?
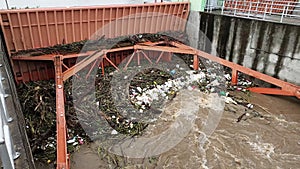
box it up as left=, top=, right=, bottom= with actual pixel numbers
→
left=54, top=56, right=69, bottom=169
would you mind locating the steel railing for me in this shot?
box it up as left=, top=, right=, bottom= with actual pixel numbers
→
left=219, top=0, right=300, bottom=23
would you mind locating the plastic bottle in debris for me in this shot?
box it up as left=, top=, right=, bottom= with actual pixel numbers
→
left=219, top=91, right=229, bottom=97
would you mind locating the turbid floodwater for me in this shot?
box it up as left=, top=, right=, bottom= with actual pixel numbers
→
left=66, top=90, right=300, bottom=169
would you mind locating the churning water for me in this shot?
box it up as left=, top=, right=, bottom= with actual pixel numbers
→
left=69, top=91, right=300, bottom=169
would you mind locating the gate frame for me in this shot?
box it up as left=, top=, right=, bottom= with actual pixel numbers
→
left=12, top=40, right=300, bottom=169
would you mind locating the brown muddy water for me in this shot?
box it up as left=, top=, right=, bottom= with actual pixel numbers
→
left=37, top=90, right=300, bottom=169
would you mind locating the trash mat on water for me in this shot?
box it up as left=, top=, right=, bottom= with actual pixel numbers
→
left=16, top=55, right=258, bottom=164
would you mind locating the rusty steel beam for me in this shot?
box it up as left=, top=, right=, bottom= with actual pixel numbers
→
left=172, top=42, right=300, bottom=99
left=59, top=41, right=300, bottom=100
left=135, top=45, right=196, bottom=55
left=170, top=41, right=300, bottom=98
left=85, top=59, right=99, bottom=79
left=12, top=51, right=97, bottom=61
left=10, top=39, right=300, bottom=99
left=12, top=55, right=54, bottom=61
left=62, top=46, right=134, bottom=81
left=193, top=54, right=199, bottom=70
left=61, top=52, right=95, bottom=60
left=195, top=50, right=300, bottom=97
left=139, top=50, right=153, bottom=64
left=124, top=50, right=137, bottom=70
left=155, top=51, right=165, bottom=63
left=248, top=87, right=296, bottom=96
left=231, top=68, right=238, bottom=85
left=53, top=56, right=69, bottom=169
left=135, top=42, right=300, bottom=99
left=11, top=49, right=135, bottom=83
left=63, top=50, right=106, bottom=81
left=103, top=55, right=120, bottom=71
left=139, top=41, right=166, bottom=46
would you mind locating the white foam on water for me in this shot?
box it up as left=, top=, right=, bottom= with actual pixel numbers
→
left=247, top=141, right=275, bottom=158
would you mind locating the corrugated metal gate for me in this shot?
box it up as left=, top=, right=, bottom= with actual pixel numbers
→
left=0, top=2, right=190, bottom=83
left=0, top=2, right=189, bottom=54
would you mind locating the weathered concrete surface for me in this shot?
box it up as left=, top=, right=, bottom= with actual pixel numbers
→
left=187, top=12, right=300, bottom=85
left=186, top=11, right=201, bottom=49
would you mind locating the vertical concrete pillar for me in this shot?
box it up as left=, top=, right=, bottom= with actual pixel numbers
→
left=186, top=11, right=201, bottom=49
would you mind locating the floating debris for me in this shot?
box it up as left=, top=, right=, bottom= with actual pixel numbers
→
left=17, top=80, right=87, bottom=163
left=237, top=110, right=264, bottom=122
left=111, top=130, right=118, bottom=135
left=12, top=31, right=189, bottom=57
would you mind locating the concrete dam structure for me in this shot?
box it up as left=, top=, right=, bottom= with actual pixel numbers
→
left=195, top=12, right=300, bottom=85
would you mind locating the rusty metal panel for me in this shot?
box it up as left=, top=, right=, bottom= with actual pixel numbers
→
left=12, top=60, right=54, bottom=83
left=0, top=2, right=189, bottom=55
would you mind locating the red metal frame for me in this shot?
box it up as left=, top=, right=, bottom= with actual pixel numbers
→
left=10, top=40, right=300, bottom=169
left=54, top=56, right=68, bottom=169
left=3, top=1, right=190, bottom=83
left=60, top=40, right=300, bottom=99
left=48, top=40, right=300, bottom=99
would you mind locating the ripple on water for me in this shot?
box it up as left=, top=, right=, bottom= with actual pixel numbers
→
left=69, top=90, right=300, bottom=169
left=151, top=90, right=300, bottom=169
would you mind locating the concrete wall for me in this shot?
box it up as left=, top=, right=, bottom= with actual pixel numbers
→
left=187, top=12, right=300, bottom=85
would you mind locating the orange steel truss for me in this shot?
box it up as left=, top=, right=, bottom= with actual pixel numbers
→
left=54, top=56, right=69, bottom=169
left=11, top=40, right=300, bottom=169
